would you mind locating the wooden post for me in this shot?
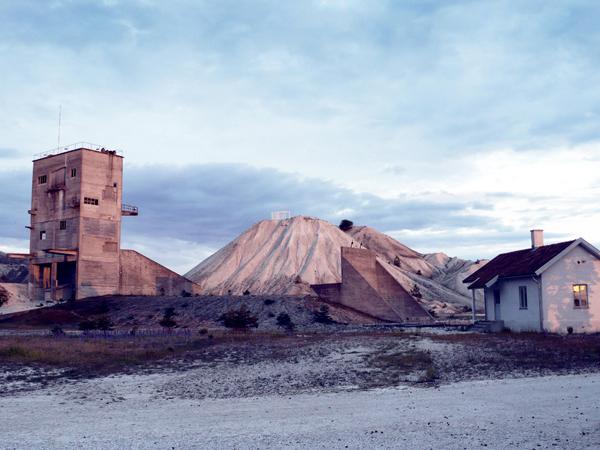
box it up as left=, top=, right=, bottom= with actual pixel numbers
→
left=471, top=289, right=477, bottom=324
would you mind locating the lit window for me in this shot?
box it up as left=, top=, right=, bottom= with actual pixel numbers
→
left=40, top=231, right=47, bottom=240
left=84, top=197, right=99, bottom=206
left=38, top=175, right=47, bottom=184
left=71, top=168, right=77, bottom=177
left=573, top=284, right=589, bottom=309
left=59, top=220, right=67, bottom=230
left=519, top=286, right=528, bottom=309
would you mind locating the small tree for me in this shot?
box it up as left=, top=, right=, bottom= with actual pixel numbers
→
left=0, top=286, right=9, bottom=308
left=242, top=289, right=251, bottom=296
left=314, top=305, right=335, bottom=324
left=95, top=316, right=114, bottom=335
left=219, top=305, right=258, bottom=330
left=410, top=284, right=422, bottom=299
left=159, top=307, right=177, bottom=330
left=276, top=312, right=294, bottom=331
left=78, top=319, right=97, bottom=334
left=339, top=219, right=354, bottom=231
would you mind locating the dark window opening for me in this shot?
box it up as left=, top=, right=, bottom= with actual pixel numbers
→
left=71, top=168, right=77, bottom=177
left=84, top=197, right=99, bottom=206
left=59, top=220, right=67, bottom=230
left=40, top=230, right=47, bottom=240
left=38, top=175, right=47, bottom=184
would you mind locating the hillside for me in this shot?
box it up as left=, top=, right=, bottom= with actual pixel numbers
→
left=186, top=216, right=483, bottom=315
left=0, top=251, right=28, bottom=283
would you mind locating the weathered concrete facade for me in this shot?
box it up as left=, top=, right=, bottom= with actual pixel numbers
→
left=26, top=144, right=198, bottom=301
left=312, top=247, right=432, bottom=323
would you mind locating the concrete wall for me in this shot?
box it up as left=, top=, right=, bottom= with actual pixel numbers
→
left=312, top=247, right=432, bottom=323
left=119, top=250, right=201, bottom=296
left=541, top=245, right=600, bottom=333
left=484, top=278, right=541, bottom=332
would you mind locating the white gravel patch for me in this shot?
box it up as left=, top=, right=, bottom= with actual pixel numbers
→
left=1, top=372, right=599, bottom=448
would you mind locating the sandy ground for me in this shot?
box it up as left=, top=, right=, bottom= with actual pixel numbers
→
left=0, top=283, right=36, bottom=314
left=0, top=372, right=599, bottom=449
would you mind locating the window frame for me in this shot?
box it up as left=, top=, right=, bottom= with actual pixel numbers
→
left=573, top=284, right=589, bottom=309
left=39, top=230, right=47, bottom=240
left=38, top=175, right=47, bottom=185
left=519, top=285, right=528, bottom=310
left=70, top=168, right=77, bottom=178
left=59, top=220, right=67, bottom=230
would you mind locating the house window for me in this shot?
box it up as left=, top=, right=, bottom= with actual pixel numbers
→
left=573, top=284, right=589, bottom=309
left=71, top=168, right=77, bottom=178
left=38, top=175, right=47, bottom=184
left=519, top=286, right=528, bottom=309
left=84, top=197, right=99, bottom=206
left=40, top=230, right=47, bottom=240
left=59, top=220, right=67, bottom=230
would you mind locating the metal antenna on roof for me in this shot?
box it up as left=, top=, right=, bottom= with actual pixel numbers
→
left=57, top=104, right=62, bottom=151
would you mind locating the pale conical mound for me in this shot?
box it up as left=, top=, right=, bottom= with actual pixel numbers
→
left=186, top=216, right=354, bottom=296
left=186, top=216, right=483, bottom=314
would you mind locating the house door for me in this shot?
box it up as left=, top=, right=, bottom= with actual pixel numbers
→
left=493, top=290, right=501, bottom=320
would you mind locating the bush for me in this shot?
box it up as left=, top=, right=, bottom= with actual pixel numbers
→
left=339, top=219, right=354, bottom=231
left=181, top=290, right=192, bottom=297
left=50, top=325, right=65, bottom=337
left=393, top=256, right=401, bottom=267
left=159, top=307, right=177, bottom=329
left=78, top=319, right=97, bottom=332
left=243, top=289, right=251, bottom=296
left=410, top=284, right=422, bottom=299
left=314, top=305, right=335, bottom=324
left=276, top=312, right=294, bottom=331
left=0, top=286, right=9, bottom=308
left=96, top=316, right=114, bottom=334
left=219, top=305, right=258, bottom=330
left=263, top=299, right=275, bottom=305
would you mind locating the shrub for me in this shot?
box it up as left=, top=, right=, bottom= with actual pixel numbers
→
left=263, top=299, right=275, bottom=305
left=219, top=305, right=258, bottom=330
left=96, top=316, right=114, bottom=334
left=0, top=286, right=9, bottom=308
left=339, top=219, right=354, bottom=231
left=181, top=290, right=192, bottom=297
left=50, top=325, right=65, bottom=337
left=78, top=319, right=97, bottom=333
left=159, top=307, right=177, bottom=329
left=198, top=328, right=208, bottom=335
left=410, top=284, right=422, bottom=299
left=276, top=312, right=294, bottom=331
left=393, top=256, right=401, bottom=267
left=314, top=305, right=335, bottom=324
left=243, top=289, right=251, bottom=296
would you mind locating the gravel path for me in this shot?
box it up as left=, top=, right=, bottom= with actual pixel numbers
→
left=1, top=372, right=599, bottom=449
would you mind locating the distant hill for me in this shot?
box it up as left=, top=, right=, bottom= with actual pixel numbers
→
left=186, top=216, right=485, bottom=315
left=0, top=251, right=28, bottom=284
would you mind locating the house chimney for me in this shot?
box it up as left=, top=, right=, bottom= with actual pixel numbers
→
left=531, top=229, right=544, bottom=248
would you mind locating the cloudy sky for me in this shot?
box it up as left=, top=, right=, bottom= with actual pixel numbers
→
left=2, top=0, right=600, bottom=273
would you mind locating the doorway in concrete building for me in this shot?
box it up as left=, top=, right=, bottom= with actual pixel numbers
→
left=494, top=289, right=501, bottom=320
left=56, top=261, right=76, bottom=301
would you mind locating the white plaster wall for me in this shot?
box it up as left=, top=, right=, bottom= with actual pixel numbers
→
left=484, top=289, right=494, bottom=320
left=488, top=278, right=541, bottom=332
left=541, top=245, right=600, bottom=333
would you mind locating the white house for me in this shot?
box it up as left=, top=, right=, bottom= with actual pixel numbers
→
left=463, top=230, right=600, bottom=333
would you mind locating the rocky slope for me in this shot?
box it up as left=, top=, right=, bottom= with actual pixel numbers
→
left=0, top=251, right=28, bottom=284
left=186, top=216, right=484, bottom=315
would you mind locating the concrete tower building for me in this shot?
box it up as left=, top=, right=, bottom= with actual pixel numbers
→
left=26, top=143, right=198, bottom=302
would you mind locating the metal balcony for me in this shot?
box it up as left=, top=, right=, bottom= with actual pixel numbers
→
left=121, top=204, right=139, bottom=216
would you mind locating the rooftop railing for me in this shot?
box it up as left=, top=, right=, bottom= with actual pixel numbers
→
left=33, top=142, right=123, bottom=160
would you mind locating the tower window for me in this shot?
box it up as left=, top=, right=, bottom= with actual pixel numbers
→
left=71, top=168, right=77, bottom=178
left=84, top=197, right=99, bottom=206
left=59, top=220, right=67, bottom=230
left=40, top=230, right=47, bottom=240
left=38, top=175, right=47, bottom=184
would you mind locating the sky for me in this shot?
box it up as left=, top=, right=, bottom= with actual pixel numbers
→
left=2, top=0, right=600, bottom=274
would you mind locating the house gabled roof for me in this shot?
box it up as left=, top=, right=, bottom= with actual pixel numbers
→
left=463, top=238, right=600, bottom=289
